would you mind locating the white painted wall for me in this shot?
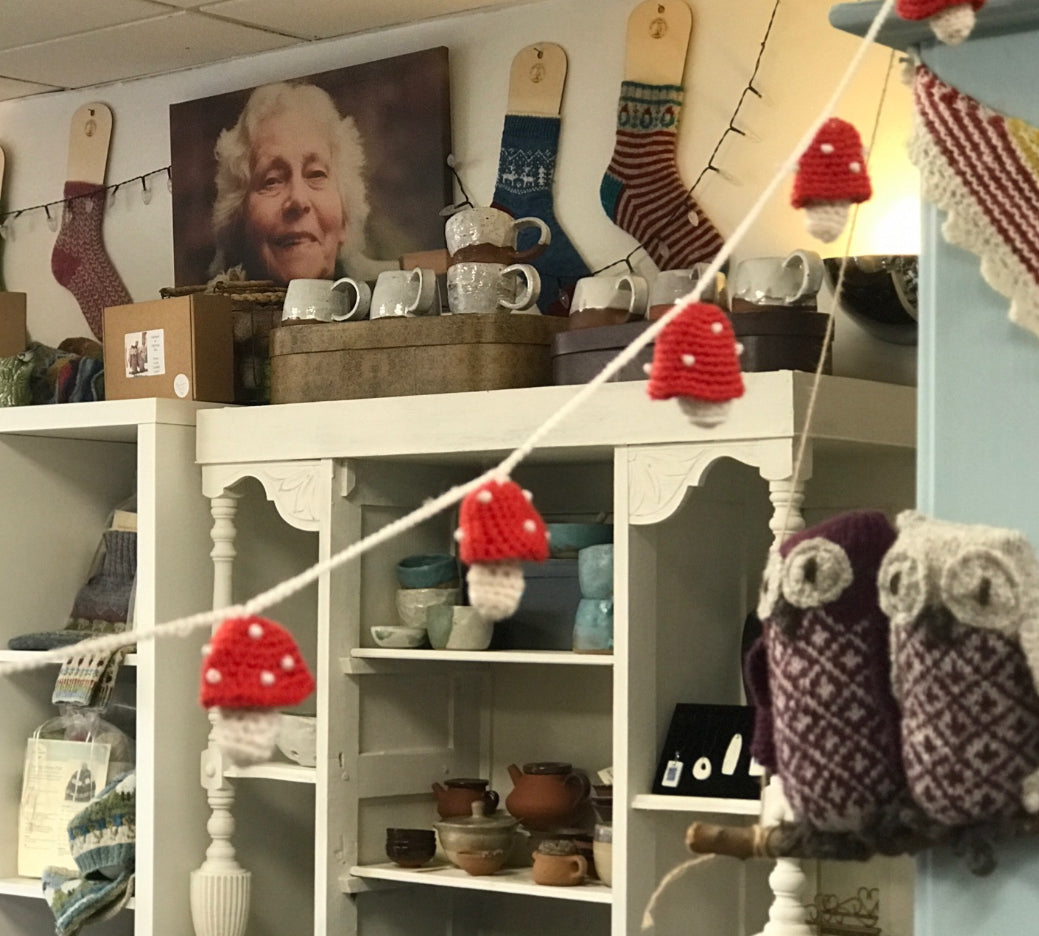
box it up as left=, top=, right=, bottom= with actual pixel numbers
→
left=0, top=0, right=916, bottom=379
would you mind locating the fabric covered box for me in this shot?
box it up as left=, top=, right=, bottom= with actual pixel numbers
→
left=102, top=295, right=235, bottom=402
left=269, top=313, right=568, bottom=403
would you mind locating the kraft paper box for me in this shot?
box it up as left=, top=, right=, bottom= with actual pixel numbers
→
left=103, top=294, right=235, bottom=402
left=0, top=292, right=27, bottom=357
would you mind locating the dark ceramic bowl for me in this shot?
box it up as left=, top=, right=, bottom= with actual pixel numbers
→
left=822, top=254, right=918, bottom=346
left=545, top=524, right=613, bottom=559
left=385, top=827, right=436, bottom=868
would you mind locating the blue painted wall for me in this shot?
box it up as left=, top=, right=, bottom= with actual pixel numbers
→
left=916, top=26, right=1039, bottom=936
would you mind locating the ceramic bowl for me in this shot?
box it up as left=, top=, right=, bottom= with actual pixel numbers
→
left=370, top=625, right=428, bottom=649
left=396, top=553, right=459, bottom=589
left=434, top=803, right=519, bottom=871
left=822, top=254, right=918, bottom=346
left=395, top=586, right=461, bottom=628
left=546, top=523, right=613, bottom=559
left=451, top=849, right=509, bottom=876
left=275, top=713, right=317, bottom=767
left=385, top=828, right=436, bottom=867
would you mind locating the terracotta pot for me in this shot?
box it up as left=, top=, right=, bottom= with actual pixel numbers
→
left=505, top=762, right=590, bottom=831
left=432, top=778, right=499, bottom=819
left=532, top=850, right=587, bottom=886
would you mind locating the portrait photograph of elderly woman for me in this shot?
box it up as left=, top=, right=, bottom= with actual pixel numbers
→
left=169, top=47, right=451, bottom=287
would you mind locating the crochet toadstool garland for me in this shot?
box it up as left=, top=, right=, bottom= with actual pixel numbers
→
left=455, top=477, right=549, bottom=622
left=896, top=0, right=987, bottom=45
left=646, top=301, right=745, bottom=427
left=200, top=615, right=315, bottom=766
left=791, top=118, right=872, bottom=243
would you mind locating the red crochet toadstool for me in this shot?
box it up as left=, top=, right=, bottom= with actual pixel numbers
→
left=200, top=615, right=315, bottom=766
left=455, top=478, right=549, bottom=622
left=791, top=118, right=872, bottom=243
left=646, top=301, right=744, bottom=427
left=897, top=0, right=986, bottom=44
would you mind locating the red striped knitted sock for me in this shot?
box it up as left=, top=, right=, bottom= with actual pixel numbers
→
left=51, top=181, right=131, bottom=340
left=600, top=82, right=723, bottom=269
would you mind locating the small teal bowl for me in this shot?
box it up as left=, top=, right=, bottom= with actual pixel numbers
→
left=546, top=523, right=613, bottom=559
left=396, top=553, right=459, bottom=589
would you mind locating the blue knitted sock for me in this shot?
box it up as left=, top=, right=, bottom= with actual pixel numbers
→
left=491, top=114, right=590, bottom=315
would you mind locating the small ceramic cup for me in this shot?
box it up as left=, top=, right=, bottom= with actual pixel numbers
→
left=444, top=206, right=551, bottom=263
left=573, top=598, right=613, bottom=654
left=648, top=265, right=726, bottom=320
left=369, top=268, right=439, bottom=319
left=569, top=273, right=649, bottom=329
left=282, top=276, right=372, bottom=323
left=578, top=544, right=614, bottom=600
left=446, top=262, right=541, bottom=314
left=395, top=586, right=460, bottom=629
left=729, top=249, right=824, bottom=310
left=427, top=605, right=493, bottom=650
left=593, top=823, right=613, bottom=886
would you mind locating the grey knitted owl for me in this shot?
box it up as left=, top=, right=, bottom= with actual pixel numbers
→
left=878, top=510, right=1039, bottom=831
left=748, top=510, right=906, bottom=839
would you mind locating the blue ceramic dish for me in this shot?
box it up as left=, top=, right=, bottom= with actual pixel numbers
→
left=396, top=553, right=459, bottom=589
left=546, top=523, right=613, bottom=559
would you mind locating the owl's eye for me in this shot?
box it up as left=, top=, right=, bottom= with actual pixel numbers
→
left=878, top=549, right=927, bottom=624
left=757, top=549, right=783, bottom=620
left=941, top=547, right=1019, bottom=634
left=780, top=537, right=853, bottom=609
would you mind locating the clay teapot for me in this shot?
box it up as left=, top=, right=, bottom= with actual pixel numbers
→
left=505, top=762, right=590, bottom=831
left=432, top=777, right=499, bottom=819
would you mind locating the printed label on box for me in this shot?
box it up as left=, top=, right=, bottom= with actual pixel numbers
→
left=124, top=329, right=166, bottom=378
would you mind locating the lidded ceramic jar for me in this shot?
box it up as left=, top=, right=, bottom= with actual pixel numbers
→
left=434, top=801, right=519, bottom=874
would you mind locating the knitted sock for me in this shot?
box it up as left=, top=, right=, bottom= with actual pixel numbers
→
left=50, top=182, right=131, bottom=341
left=491, top=114, right=590, bottom=315
left=67, top=530, right=137, bottom=633
left=600, top=82, right=723, bottom=270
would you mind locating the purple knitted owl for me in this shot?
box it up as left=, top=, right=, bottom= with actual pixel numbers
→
left=879, top=511, right=1039, bottom=831
left=749, top=510, right=906, bottom=836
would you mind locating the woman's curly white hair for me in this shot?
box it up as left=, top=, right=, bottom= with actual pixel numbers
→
left=209, top=81, right=371, bottom=279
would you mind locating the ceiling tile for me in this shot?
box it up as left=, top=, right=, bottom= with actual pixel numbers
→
left=0, top=11, right=296, bottom=90
left=0, top=0, right=172, bottom=51
left=0, top=75, right=61, bottom=103
left=201, top=0, right=524, bottom=40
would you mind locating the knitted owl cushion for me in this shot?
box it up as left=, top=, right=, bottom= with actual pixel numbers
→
left=750, top=510, right=906, bottom=839
left=878, top=511, right=1039, bottom=829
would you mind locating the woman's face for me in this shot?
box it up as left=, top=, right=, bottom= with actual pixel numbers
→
left=243, top=108, right=347, bottom=283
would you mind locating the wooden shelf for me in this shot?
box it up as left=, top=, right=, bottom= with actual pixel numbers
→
left=223, top=762, right=316, bottom=784
left=0, top=650, right=138, bottom=666
left=0, top=398, right=221, bottom=443
left=0, top=876, right=135, bottom=908
left=344, top=648, right=613, bottom=671
left=346, top=862, right=612, bottom=903
left=632, top=793, right=761, bottom=816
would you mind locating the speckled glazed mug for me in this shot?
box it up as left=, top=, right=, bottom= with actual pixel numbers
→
left=446, top=262, right=540, bottom=314
left=444, top=206, right=551, bottom=263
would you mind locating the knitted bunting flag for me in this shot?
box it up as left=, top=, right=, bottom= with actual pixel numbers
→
left=910, top=64, right=1039, bottom=338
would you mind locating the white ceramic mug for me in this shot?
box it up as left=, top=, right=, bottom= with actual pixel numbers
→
left=648, top=265, right=726, bottom=319
left=568, top=273, right=649, bottom=329
left=446, top=261, right=541, bottom=314
left=369, top=268, right=439, bottom=319
left=444, top=206, right=551, bottom=263
left=730, top=249, right=824, bottom=308
left=282, top=276, right=372, bottom=323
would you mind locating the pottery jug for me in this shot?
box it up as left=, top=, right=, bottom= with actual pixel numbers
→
left=432, top=778, right=500, bottom=819
left=505, top=762, right=590, bottom=830
left=531, top=848, right=587, bottom=886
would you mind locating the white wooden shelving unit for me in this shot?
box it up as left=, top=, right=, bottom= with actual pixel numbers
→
left=0, top=398, right=217, bottom=936
left=192, top=372, right=915, bottom=936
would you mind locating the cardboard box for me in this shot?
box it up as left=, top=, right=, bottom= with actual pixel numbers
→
left=102, top=294, right=235, bottom=402
left=0, top=292, right=27, bottom=357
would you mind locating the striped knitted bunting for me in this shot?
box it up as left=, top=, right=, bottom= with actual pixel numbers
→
left=910, top=64, right=1039, bottom=337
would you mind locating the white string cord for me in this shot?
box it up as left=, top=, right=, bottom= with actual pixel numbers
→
left=0, top=0, right=895, bottom=678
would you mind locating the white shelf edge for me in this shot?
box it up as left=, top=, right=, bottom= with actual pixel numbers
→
left=0, top=650, right=138, bottom=667
left=223, top=762, right=316, bottom=784
left=344, top=649, right=613, bottom=670
left=632, top=793, right=761, bottom=816
left=345, top=863, right=612, bottom=903
left=0, top=876, right=135, bottom=908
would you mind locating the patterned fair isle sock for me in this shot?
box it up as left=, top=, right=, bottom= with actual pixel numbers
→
left=492, top=114, right=590, bottom=315
left=600, top=82, right=723, bottom=270
left=51, top=181, right=131, bottom=340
